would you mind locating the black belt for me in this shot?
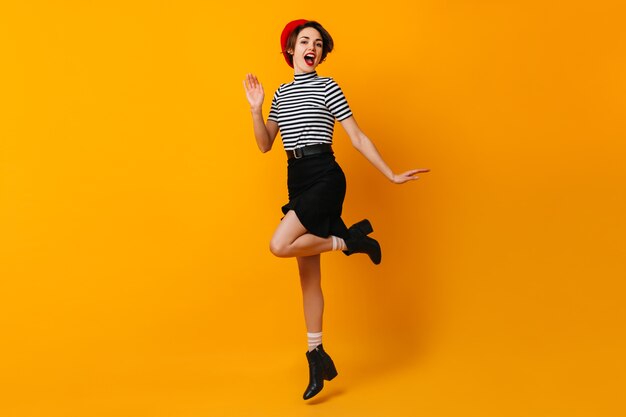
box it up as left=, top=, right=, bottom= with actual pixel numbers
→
left=286, top=144, right=333, bottom=160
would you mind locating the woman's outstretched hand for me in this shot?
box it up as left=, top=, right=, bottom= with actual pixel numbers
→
left=243, top=73, right=265, bottom=111
left=392, top=168, right=430, bottom=184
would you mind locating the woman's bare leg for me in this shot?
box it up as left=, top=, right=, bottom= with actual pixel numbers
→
left=270, top=210, right=338, bottom=258
left=297, top=254, right=323, bottom=333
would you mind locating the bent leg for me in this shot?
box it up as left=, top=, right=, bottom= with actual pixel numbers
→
left=297, top=254, right=323, bottom=333
left=270, top=210, right=336, bottom=258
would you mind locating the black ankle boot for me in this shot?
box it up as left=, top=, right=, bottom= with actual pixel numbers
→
left=342, top=219, right=382, bottom=265
left=303, top=344, right=338, bottom=400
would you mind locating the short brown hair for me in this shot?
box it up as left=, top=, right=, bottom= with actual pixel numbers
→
left=285, top=21, right=335, bottom=67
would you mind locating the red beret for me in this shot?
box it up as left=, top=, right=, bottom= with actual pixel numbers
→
left=281, top=19, right=308, bottom=68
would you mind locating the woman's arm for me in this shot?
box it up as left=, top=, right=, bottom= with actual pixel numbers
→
left=243, top=74, right=279, bottom=153
left=340, top=116, right=429, bottom=184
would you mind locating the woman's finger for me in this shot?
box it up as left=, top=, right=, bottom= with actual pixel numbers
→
left=405, top=168, right=430, bottom=176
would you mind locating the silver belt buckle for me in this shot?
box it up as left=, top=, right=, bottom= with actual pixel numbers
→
left=294, top=147, right=303, bottom=159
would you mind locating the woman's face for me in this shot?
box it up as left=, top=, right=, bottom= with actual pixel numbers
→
left=290, top=27, right=323, bottom=73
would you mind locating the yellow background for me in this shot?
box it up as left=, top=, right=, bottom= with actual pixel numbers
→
left=1, top=1, right=625, bottom=416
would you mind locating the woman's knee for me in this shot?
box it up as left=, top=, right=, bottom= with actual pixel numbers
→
left=269, top=237, right=290, bottom=257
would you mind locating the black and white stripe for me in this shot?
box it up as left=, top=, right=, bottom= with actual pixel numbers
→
left=268, top=71, right=352, bottom=151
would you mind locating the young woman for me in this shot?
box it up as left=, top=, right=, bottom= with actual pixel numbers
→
left=243, top=19, right=429, bottom=400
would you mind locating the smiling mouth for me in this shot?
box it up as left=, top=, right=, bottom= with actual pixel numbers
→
left=304, top=54, right=316, bottom=65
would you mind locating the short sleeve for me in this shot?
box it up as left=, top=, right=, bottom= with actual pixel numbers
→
left=325, top=79, right=353, bottom=121
left=267, top=88, right=280, bottom=122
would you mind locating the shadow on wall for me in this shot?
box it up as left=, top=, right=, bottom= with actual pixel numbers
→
left=321, top=63, right=441, bottom=383
left=328, top=139, right=440, bottom=385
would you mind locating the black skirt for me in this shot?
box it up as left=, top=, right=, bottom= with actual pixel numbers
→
left=281, top=152, right=349, bottom=239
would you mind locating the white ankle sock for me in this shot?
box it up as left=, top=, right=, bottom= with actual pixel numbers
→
left=307, top=331, right=323, bottom=351
left=331, top=236, right=346, bottom=251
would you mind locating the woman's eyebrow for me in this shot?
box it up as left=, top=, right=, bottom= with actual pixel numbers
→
left=298, top=35, right=323, bottom=42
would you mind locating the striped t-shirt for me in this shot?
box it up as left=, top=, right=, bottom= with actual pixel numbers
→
left=267, top=71, right=353, bottom=151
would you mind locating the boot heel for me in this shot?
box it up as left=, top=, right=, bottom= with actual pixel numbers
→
left=324, top=364, right=338, bottom=381
left=353, top=219, right=373, bottom=235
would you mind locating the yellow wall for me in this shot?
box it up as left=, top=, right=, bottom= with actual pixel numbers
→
left=1, top=1, right=625, bottom=416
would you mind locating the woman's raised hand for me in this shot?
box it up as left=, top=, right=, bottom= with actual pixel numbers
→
left=392, top=168, right=430, bottom=184
left=243, top=73, right=265, bottom=111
